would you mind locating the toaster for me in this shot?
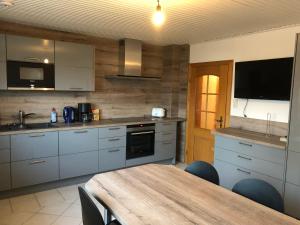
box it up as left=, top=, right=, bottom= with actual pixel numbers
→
left=152, top=108, right=166, bottom=118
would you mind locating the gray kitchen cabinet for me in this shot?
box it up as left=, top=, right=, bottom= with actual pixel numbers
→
left=99, top=136, right=126, bottom=150
left=0, top=34, right=6, bottom=90
left=59, top=151, right=98, bottom=179
left=0, top=163, right=11, bottom=191
left=11, top=156, right=59, bottom=188
left=126, top=155, right=155, bottom=167
left=11, top=132, right=58, bottom=161
left=0, top=149, right=10, bottom=164
left=99, top=147, right=126, bottom=172
left=285, top=33, right=300, bottom=219
left=55, top=41, right=95, bottom=91
left=99, top=126, right=126, bottom=138
left=155, top=122, right=177, bottom=162
left=59, top=128, right=98, bottom=155
left=6, top=35, right=54, bottom=63
left=0, top=135, right=10, bottom=150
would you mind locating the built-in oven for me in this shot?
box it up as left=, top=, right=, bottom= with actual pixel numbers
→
left=126, top=123, right=155, bottom=160
left=7, top=60, right=55, bottom=90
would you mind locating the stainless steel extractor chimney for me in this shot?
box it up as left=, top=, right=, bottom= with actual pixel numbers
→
left=119, top=39, right=142, bottom=77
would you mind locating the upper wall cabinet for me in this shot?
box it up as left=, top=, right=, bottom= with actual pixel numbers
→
left=0, top=34, right=6, bottom=90
left=55, top=41, right=95, bottom=91
left=6, top=35, right=54, bottom=63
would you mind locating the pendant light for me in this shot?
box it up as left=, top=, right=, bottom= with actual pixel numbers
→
left=152, top=0, right=165, bottom=26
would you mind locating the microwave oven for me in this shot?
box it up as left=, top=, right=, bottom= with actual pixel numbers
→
left=7, top=60, right=55, bottom=90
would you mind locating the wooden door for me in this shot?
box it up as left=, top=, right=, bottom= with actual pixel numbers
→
left=186, top=61, right=233, bottom=164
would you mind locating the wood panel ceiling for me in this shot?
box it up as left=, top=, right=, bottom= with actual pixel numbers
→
left=1, top=0, right=300, bottom=45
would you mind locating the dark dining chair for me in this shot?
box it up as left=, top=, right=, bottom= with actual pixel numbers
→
left=232, top=179, right=284, bottom=213
left=184, top=161, right=220, bottom=185
left=78, top=186, right=121, bottom=225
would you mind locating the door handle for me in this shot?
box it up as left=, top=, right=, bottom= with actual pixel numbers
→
left=238, top=142, right=252, bottom=147
left=238, top=155, right=252, bottom=161
left=29, top=134, right=45, bottom=138
left=108, top=138, right=120, bottom=142
left=109, top=127, right=121, bottom=130
left=29, top=160, right=46, bottom=165
left=108, top=149, right=121, bottom=153
left=216, top=116, right=224, bottom=128
left=74, top=130, right=88, bottom=134
left=237, top=168, right=251, bottom=175
left=131, top=131, right=154, bottom=136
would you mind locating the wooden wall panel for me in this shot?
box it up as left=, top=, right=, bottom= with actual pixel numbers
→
left=0, top=20, right=189, bottom=161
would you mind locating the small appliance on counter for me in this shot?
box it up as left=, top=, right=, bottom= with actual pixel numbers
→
left=78, top=103, right=93, bottom=122
left=63, top=106, right=76, bottom=123
left=92, top=109, right=101, bottom=121
left=151, top=108, right=166, bottom=118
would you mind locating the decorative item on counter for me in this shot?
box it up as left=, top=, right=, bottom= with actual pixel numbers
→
left=50, top=108, right=57, bottom=123
left=92, top=109, right=101, bottom=121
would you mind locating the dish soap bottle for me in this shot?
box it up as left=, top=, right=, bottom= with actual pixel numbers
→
left=50, top=108, right=57, bottom=123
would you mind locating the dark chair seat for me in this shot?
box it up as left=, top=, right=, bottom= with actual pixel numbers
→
left=78, top=186, right=121, bottom=225
left=184, top=161, right=220, bottom=185
left=232, top=179, right=284, bottom=213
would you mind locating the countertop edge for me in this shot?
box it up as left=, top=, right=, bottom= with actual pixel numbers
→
left=212, top=130, right=286, bottom=150
left=0, top=117, right=185, bottom=136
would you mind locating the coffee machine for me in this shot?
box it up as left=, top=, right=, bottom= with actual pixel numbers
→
left=78, top=103, right=92, bottom=122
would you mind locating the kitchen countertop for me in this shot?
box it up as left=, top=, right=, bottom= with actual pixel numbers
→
left=213, top=127, right=286, bottom=150
left=0, top=117, right=185, bottom=136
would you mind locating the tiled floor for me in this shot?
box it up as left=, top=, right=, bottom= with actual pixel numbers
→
left=0, top=163, right=187, bottom=225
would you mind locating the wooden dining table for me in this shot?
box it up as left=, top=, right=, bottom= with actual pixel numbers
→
left=85, top=164, right=300, bottom=225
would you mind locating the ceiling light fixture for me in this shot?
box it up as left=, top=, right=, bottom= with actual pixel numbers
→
left=152, top=0, right=165, bottom=27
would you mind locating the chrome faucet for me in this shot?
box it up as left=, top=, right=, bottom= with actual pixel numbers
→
left=18, top=110, right=36, bottom=128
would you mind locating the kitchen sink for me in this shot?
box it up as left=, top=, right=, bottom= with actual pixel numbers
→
left=0, top=122, right=57, bottom=132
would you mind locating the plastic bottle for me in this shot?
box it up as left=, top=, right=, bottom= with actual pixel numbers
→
left=51, top=108, right=57, bottom=123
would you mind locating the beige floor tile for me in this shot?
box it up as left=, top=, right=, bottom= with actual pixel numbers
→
left=0, top=212, right=34, bottom=225
left=10, top=194, right=40, bottom=213
left=23, top=213, right=58, bottom=225
left=62, top=202, right=82, bottom=218
left=52, top=216, right=82, bottom=225
left=38, top=201, right=72, bottom=216
left=57, top=185, right=80, bottom=203
left=35, top=190, right=65, bottom=207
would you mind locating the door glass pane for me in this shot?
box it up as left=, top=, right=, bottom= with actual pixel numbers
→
left=207, top=94, right=218, bottom=112
left=200, top=112, right=206, bottom=129
left=202, top=75, right=208, bottom=93
left=201, top=94, right=207, bottom=111
left=207, top=112, right=216, bottom=129
left=208, top=75, right=219, bottom=94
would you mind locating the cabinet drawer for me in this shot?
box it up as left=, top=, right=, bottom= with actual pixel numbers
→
left=11, top=132, right=58, bottom=161
left=126, top=155, right=155, bottom=167
left=215, top=135, right=285, bottom=164
left=214, top=160, right=283, bottom=195
left=155, top=131, right=177, bottom=142
left=60, top=151, right=98, bottom=179
left=59, top=128, right=98, bottom=155
left=0, top=163, right=11, bottom=191
left=99, top=126, right=126, bottom=138
left=11, top=156, right=59, bottom=188
left=0, top=135, right=10, bottom=150
left=215, top=147, right=284, bottom=180
left=155, top=122, right=177, bottom=133
left=155, top=140, right=176, bottom=161
left=99, top=147, right=125, bottom=172
left=99, top=136, right=126, bottom=150
left=0, top=149, right=10, bottom=164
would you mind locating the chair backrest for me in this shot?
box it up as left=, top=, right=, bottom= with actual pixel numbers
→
left=184, top=161, right=220, bottom=185
left=78, top=186, right=105, bottom=225
left=232, top=179, right=284, bottom=213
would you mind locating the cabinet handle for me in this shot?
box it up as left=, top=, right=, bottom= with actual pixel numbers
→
left=74, top=130, right=88, bottom=134
left=109, top=138, right=120, bottom=142
left=24, top=57, right=41, bottom=62
left=238, top=155, right=252, bottom=161
left=108, top=149, right=121, bottom=153
left=238, top=142, right=252, bottom=147
left=29, top=160, right=46, bottom=165
left=29, top=134, right=45, bottom=138
left=109, top=127, right=121, bottom=130
left=237, top=168, right=251, bottom=175
left=69, top=87, right=83, bottom=90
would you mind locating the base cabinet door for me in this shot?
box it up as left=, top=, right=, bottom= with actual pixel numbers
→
left=99, top=147, right=125, bottom=172
left=155, top=140, right=176, bottom=161
left=214, top=160, right=283, bottom=195
left=0, top=163, right=11, bottom=191
left=285, top=182, right=300, bottom=219
left=11, top=157, right=59, bottom=188
left=60, top=151, right=98, bottom=179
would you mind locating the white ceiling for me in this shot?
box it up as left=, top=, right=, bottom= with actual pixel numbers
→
left=1, top=0, right=300, bottom=45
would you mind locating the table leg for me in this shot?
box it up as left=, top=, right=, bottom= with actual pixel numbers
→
left=104, top=208, right=112, bottom=225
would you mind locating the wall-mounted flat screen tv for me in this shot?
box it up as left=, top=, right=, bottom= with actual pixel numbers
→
left=234, top=57, right=294, bottom=100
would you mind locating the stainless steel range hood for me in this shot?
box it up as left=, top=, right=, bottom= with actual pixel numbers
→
left=119, top=39, right=142, bottom=77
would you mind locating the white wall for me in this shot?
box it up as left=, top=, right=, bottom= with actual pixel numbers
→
left=190, top=25, right=300, bottom=123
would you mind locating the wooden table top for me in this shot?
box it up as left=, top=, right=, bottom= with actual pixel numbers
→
left=85, top=164, right=300, bottom=225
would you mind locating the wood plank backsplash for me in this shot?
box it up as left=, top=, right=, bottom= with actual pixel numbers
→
left=0, top=21, right=189, bottom=161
